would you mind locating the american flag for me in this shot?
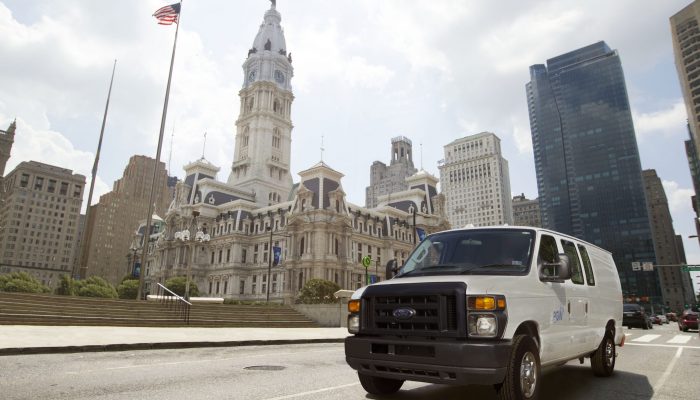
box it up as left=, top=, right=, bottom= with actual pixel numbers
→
left=153, top=3, right=181, bottom=25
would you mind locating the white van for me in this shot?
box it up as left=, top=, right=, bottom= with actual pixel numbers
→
left=345, top=226, right=624, bottom=400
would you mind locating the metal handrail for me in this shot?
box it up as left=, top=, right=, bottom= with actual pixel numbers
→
left=154, top=283, right=191, bottom=324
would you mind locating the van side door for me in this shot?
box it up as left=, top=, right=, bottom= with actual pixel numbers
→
left=560, top=239, right=588, bottom=355
left=536, top=233, right=569, bottom=363
left=577, top=243, right=599, bottom=351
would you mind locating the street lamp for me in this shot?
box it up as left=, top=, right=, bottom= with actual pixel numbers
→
left=129, top=244, right=138, bottom=277
left=174, top=211, right=210, bottom=300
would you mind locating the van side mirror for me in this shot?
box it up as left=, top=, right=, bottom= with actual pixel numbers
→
left=539, top=253, right=571, bottom=282
left=385, top=259, right=399, bottom=279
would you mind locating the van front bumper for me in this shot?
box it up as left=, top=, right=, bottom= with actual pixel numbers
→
left=345, top=335, right=512, bottom=386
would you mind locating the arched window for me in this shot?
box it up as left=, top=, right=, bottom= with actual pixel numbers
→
left=300, top=237, right=305, bottom=256
left=335, top=200, right=340, bottom=213
left=298, top=272, right=303, bottom=291
left=273, top=99, right=280, bottom=113
left=272, top=127, right=281, bottom=149
left=334, top=238, right=339, bottom=256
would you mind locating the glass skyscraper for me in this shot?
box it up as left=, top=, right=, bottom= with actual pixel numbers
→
left=526, top=41, right=660, bottom=303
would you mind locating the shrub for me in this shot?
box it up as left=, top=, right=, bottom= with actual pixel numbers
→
left=55, top=274, right=77, bottom=296
left=0, top=272, right=51, bottom=293
left=164, top=276, right=199, bottom=297
left=297, top=279, right=341, bottom=304
left=116, top=279, right=139, bottom=299
left=75, top=276, right=117, bottom=298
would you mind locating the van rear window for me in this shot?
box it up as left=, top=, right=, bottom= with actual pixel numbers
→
left=577, top=244, right=595, bottom=286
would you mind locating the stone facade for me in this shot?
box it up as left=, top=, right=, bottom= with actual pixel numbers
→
left=439, top=132, right=513, bottom=228
left=365, top=136, right=417, bottom=208
left=141, top=3, right=450, bottom=302
left=0, top=161, right=85, bottom=288
left=512, top=193, right=541, bottom=228
left=82, top=155, right=173, bottom=284
left=0, top=121, right=16, bottom=202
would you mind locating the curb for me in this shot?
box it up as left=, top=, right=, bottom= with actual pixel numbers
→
left=0, top=338, right=346, bottom=356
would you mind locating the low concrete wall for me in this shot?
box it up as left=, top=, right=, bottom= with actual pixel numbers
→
left=292, top=303, right=349, bottom=327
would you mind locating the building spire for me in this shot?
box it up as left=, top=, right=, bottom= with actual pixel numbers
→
left=320, top=135, right=325, bottom=162
left=201, top=131, right=207, bottom=160
left=270, top=0, right=276, bottom=10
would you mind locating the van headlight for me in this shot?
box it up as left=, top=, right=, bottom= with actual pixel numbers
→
left=468, top=314, right=497, bottom=337
left=466, top=295, right=506, bottom=338
left=347, top=300, right=361, bottom=334
left=348, top=314, right=360, bottom=333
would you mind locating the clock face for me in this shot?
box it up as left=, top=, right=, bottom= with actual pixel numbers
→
left=248, top=70, right=256, bottom=83
left=274, top=70, right=285, bottom=84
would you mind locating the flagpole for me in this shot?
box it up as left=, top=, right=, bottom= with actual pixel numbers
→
left=137, top=2, right=182, bottom=300
left=76, top=59, right=117, bottom=279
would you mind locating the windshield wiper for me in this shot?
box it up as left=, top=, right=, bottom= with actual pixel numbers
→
left=459, top=264, right=519, bottom=274
left=396, top=264, right=461, bottom=278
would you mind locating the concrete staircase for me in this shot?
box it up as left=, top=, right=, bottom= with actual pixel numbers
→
left=0, top=292, right=318, bottom=328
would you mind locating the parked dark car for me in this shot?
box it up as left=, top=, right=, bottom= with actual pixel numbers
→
left=678, top=307, right=699, bottom=332
left=623, top=303, right=653, bottom=329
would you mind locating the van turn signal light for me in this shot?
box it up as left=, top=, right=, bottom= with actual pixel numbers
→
left=348, top=299, right=361, bottom=313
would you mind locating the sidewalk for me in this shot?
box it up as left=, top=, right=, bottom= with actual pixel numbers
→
left=0, top=325, right=349, bottom=356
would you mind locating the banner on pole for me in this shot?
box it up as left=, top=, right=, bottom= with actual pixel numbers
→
left=273, top=246, right=282, bottom=266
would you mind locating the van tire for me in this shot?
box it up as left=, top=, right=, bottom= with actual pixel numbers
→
left=496, top=335, right=540, bottom=400
left=591, top=333, right=616, bottom=377
left=358, top=373, right=404, bottom=395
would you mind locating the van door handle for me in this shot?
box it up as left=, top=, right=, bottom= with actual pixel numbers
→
left=567, top=302, right=571, bottom=314
left=585, top=302, right=588, bottom=314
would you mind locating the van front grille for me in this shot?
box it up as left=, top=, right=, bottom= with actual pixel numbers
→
left=360, top=282, right=467, bottom=338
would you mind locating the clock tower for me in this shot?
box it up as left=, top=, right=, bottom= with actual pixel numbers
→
left=228, top=1, right=294, bottom=206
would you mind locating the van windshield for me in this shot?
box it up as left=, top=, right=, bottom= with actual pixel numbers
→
left=396, top=229, right=535, bottom=278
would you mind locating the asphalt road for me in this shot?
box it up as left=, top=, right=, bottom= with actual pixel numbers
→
left=0, top=324, right=698, bottom=400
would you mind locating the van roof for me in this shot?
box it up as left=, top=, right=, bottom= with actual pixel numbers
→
left=442, top=225, right=612, bottom=255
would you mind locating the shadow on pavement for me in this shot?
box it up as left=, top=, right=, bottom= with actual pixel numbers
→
left=366, top=364, right=653, bottom=400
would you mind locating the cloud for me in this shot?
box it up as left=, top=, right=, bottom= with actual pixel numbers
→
left=633, top=100, right=688, bottom=141
left=662, top=180, right=695, bottom=218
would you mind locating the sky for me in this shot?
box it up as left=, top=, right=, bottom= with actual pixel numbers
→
left=0, top=0, right=698, bottom=296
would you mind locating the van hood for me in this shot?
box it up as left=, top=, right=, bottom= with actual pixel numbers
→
left=350, top=275, right=533, bottom=300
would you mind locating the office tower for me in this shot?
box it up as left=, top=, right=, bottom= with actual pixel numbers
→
left=643, top=169, right=696, bottom=311
left=439, top=132, right=513, bottom=228
left=365, top=136, right=418, bottom=208
left=512, top=193, right=542, bottom=228
left=527, top=41, right=659, bottom=303
left=671, top=1, right=700, bottom=164
left=82, top=155, right=172, bottom=284
left=0, top=161, right=85, bottom=287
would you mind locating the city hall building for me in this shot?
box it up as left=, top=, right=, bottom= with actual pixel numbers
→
left=142, top=3, right=450, bottom=302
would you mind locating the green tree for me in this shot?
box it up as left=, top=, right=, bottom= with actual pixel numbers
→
left=164, top=276, right=199, bottom=297
left=75, top=276, right=118, bottom=298
left=0, top=272, right=51, bottom=293
left=116, top=278, right=139, bottom=299
left=297, top=279, right=341, bottom=304
left=55, top=274, right=77, bottom=296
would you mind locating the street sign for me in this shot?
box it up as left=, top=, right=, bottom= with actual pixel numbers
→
left=642, top=262, right=654, bottom=272
left=631, top=262, right=641, bottom=271
left=681, top=265, right=700, bottom=272
left=361, top=255, right=371, bottom=268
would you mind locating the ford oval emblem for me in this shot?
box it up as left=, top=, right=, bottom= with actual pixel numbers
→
left=393, top=307, right=416, bottom=320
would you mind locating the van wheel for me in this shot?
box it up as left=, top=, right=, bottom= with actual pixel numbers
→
left=591, top=333, right=616, bottom=377
left=496, top=335, right=540, bottom=400
left=358, top=373, right=404, bottom=395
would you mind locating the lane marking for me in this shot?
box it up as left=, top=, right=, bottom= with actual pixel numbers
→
left=631, top=334, right=661, bottom=343
left=667, top=335, right=692, bottom=344
left=653, top=347, right=683, bottom=393
left=625, top=342, right=700, bottom=349
left=64, top=348, right=343, bottom=375
left=259, top=382, right=360, bottom=400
